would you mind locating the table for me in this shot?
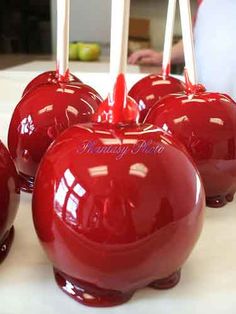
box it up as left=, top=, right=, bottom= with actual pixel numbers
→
left=4, top=58, right=140, bottom=74
left=0, top=69, right=236, bottom=314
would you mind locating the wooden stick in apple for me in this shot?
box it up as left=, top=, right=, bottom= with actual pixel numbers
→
left=94, top=0, right=139, bottom=124
left=109, top=0, right=130, bottom=86
left=179, top=0, right=197, bottom=87
left=22, top=0, right=81, bottom=96
left=162, top=0, right=177, bottom=77
left=57, top=0, right=70, bottom=81
left=128, top=0, right=185, bottom=122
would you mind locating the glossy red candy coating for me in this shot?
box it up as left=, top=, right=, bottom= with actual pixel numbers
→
left=0, top=141, right=20, bottom=263
left=145, top=91, right=236, bottom=207
left=8, top=82, right=102, bottom=193
left=128, top=74, right=185, bottom=122
left=33, top=123, right=204, bottom=307
left=94, top=72, right=140, bottom=124
left=32, top=74, right=205, bottom=307
left=22, top=70, right=81, bottom=96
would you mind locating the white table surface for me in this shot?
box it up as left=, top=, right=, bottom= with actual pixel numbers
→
left=0, top=69, right=236, bottom=314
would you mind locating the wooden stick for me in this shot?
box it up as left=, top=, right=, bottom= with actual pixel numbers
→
left=57, top=0, right=70, bottom=79
left=110, top=0, right=131, bottom=85
left=162, top=0, right=177, bottom=76
left=179, top=0, right=197, bottom=85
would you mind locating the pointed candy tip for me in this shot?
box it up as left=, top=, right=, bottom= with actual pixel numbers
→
left=112, top=73, right=127, bottom=108
left=93, top=74, right=140, bottom=124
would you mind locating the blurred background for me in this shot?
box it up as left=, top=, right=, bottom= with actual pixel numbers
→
left=0, top=0, right=197, bottom=72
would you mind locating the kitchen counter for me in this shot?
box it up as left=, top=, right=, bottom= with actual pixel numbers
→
left=0, top=55, right=140, bottom=73
left=0, top=54, right=161, bottom=74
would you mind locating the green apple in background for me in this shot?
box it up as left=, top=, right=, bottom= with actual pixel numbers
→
left=69, top=42, right=79, bottom=60
left=77, top=42, right=101, bottom=61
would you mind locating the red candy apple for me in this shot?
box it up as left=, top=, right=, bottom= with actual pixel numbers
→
left=32, top=74, right=205, bottom=307
left=128, top=0, right=185, bottom=122
left=8, top=81, right=102, bottom=193
left=0, top=141, right=20, bottom=263
left=22, top=70, right=81, bottom=96
left=145, top=83, right=236, bottom=207
left=128, top=73, right=185, bottom=122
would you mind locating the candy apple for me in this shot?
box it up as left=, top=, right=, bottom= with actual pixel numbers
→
left=32, top=74, right=205, bottom=307
left=0, top=141, right=20, bottom=263
left=8, top=81, right=102, bottom=193
left=22, top=70, right=81, bottom=97
left=145, top=84, right=236, bottom=207
left=128, top=73, right=185, bottom=122
left=128, top=0, right=185, bottom=123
